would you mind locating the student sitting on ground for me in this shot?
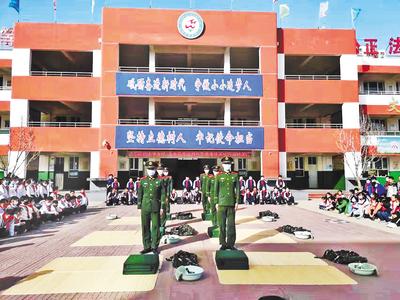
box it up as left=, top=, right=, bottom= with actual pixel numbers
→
left=244, top=188, right=255, bottom=205
left=282, top=187, right=296, bottom=205
left=181, top=188, right=190, bottom=204
left=169, top=189, right=178, bottom=205
left=320, top=192, right=335, bottom=210
left=377, top=195, right=399, bottom=223
left=389, top=195, right=400, bottom=226
left=374, top=198, right=391, bottom=222
left=350, top=192, right=370, bottom=218
left=271, top=187, right=284, bottom=205
left=336, top=193, right=349, bottom=214
left=366, top=193, right=379, bottom=220
left=258, top=187, right=270, bottom=204
left=106, top=188, right=119, bottom=206
left=191, top=187, right=201, bottom=204
left=39, top=197, right=62, bottom=222
left=119, top=188, right=131, bottom=205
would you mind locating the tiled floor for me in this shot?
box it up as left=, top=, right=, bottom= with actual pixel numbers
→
left=1, top=202, right=399, bottom=299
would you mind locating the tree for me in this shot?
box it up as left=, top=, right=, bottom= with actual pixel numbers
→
left=335, top=112, right=381, bottom=190
left=0, top=126, right=40, bottom=178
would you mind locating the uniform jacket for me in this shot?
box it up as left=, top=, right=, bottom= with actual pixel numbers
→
left=138, top=176, right=165, bottom=212
left=200, top=173, right=211, bottom=196
left=215, top=172, right=240, bottom=206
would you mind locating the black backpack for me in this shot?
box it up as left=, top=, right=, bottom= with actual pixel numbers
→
left=319, top=249, right=368, bottom=264
left=166, top=250, right=199, bottom=268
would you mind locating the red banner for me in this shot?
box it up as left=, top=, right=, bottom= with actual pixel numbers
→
left=127, top=150, right=253, bottom=158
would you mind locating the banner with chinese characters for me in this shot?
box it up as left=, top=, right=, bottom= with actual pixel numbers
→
left=377, top=137, right=400, bottom=154
left=127, top=151, right=253, bottom=158
left=116, top=72, right=263, bottom=97
left=115, top=126, right=264, bottom=150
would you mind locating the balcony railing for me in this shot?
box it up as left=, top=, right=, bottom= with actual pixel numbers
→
left=286, top=123, right=343, bottom=129
left=285, top=75, right=341, bottom=80
left=30, top=71, right=93, bottom=77
left=369, top=131, right=400, bottom=136
left=0, top=85, right=11, bottom=90
left=118, top=66, right=260, bottom=74
left=0, top=128, right=10, bottom=134
left=28, top=121, right=92, bottom=127
left=359, top=90, right=400, bottom=95
left=118, top=119, right=260, bottom=126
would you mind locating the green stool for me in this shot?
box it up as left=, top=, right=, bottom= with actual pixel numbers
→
left=202, top=212, right=212, bottom=221
left=207, top=225, right=220, bottom=238
left=215, top=250, right=249, bottom=270
left=123, top=254, right=159, bottom=275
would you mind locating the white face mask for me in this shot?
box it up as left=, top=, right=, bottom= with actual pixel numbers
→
left=222, top=164, right=231, bottom=172
left=157, top=170, right=163, bottom=176
left=147, top=169, right=156, bottom=177
left=204, top=170, right=209, bottom=174
left=213, top=171, right=219, bottom=176
left=163, top=171, right=169, bottom=176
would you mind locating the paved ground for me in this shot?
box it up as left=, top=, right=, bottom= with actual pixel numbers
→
left=1, top=193, right=399, bottom=300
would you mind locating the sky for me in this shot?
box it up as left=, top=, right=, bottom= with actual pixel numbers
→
left=0, top=0, right=399, bottom=49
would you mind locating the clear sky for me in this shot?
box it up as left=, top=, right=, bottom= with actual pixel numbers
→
left=0, top=0, right=399, bottom=49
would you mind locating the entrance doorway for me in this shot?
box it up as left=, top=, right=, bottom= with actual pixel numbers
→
left=308, top=157, right=318, bottom=188
left=161, top=158, right=217, bottom=189
left=54, top=157, right=64, bottom=190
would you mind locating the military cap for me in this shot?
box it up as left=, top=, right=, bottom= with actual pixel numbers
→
left=212, top=165, right=220, bottom=171
left=145, top=161, right=158, bottom=169
left=163, top=167, right=169, bottom=171
left=221, top=156, right=234, bottom=164
left=203, top=165, right=210, bottom=170
left=157, top=164, right=164, bottom=170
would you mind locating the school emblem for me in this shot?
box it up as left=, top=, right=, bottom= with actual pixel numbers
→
left=177, top=11, right=204, bottom=39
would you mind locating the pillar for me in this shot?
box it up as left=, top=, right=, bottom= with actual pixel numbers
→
left=149, top=46, right=156, bottom=72
left=224, top=98, right=231, bottom=126
left=224, top=47, right=230, bottom=73
left=149, top=98, right=155, bottom=125
left=93, top=50, right=102, bottom=77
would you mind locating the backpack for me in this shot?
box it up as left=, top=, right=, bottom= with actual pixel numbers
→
left=166, top=224, right=197, bottom=236
left=166, top=250, right=199, bottom=268
left=257, top=210, right=279, bottom=219
left=318, top=249, right=368, bottom=264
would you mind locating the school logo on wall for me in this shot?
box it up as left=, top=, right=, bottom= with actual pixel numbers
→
left=177, top=11, right=204, bottom=39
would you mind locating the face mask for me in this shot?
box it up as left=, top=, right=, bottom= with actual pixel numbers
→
left=213, top=171, right=219, bottom=176
left=204, top=170, right=209, bottom=174
left=163, top=171, right=169, bottom=176
left=157, top=170, right=163, bottom=176
left=147, top=169, right=156, bottom=177
left=222, top=164, right=231, bottom=172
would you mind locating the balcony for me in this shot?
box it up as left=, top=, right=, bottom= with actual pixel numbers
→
left=285, top=75, right=341, bottom=80
left=12, top=76, right=100, bottom=101
left=30, top=71, right=93, bottom=77
left=28, top=121, right=92, bottom=128
left=286, top=123, right=343, bottom=129
left=0, top=85, right=11, bottom=90
left=280, top=128, right=360, bottom=153
left=280, top=79, right=358, bottom=103
left=118, top=119, right=260, bottom=126
left=118, top=66, right=260, bottom=74
left=11, top=127, right=99, bottom=152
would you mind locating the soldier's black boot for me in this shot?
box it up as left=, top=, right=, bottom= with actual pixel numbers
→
left=140, top=248, right=151, bottom=254
left=220, top=245, right=227, bottom=250
left=152, top=248, right=159, bottom=254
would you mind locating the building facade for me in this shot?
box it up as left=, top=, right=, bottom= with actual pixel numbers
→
left=0, top=8, right=399, bottom=190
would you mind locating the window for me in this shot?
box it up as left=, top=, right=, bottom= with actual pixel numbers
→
left=69, top=157, right=79, bottom=170
left=294, top=157, right=304, bottom=177
left=0, top=76, right=3, bottom=86
left=363, top=81, right=385, bottom=94
left=4, top=120, right=9, bottom=128
left=372, top=158, right=388, bottom=177
left=129, top=158, right=139, bottom=170
left=370, top=119, right=386, bottom=131
left=308, top=157, right=317, bottom=165
left=70, top=116, right=81, bottom=123
left=238, top=158, right=247, bottom=170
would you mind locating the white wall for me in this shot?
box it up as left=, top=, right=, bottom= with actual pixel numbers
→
left=92, top=50, right=102, bottom=77
left=224, top=98, right=231, bottom=126
left=342, top=103, right=360, bottom=129
left=359, top=94, right=398, bottom=106
left=0, top=133, right=9, bottom=145
left=8, top=151, right=27, bottom=178
left=149, top=98, right=155, bottom=125
left=149, top=46, right=155, bottom=72
left=278, top=54, right=285, bottom=80
left=38, top=155, right=49, bottom=172
left=224, top=47, right=230, bottom=73
left=278, top=103, right=285, bottom=128
left=11, top=48, right=30, bottom=76
left=344, top=152, right=362, bottom=178
left=357, top=55, right=400, bottom=66
left=91, top=100, right=101, bottom=128
left=0, top=49, right=13, bottom=60
left=10, top=99, right=28, bottom=127
left=340, top=55, right=358, bottom=80
left=279, top=152, right=287, bottom=177
left=90, top=151, right=100, bottom=179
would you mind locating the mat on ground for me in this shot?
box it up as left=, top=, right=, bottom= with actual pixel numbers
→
left=123, top=254, right=160, bottom=275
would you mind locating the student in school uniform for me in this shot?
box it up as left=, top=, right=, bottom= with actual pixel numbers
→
left=243, top=188, right=254, bottom=205
left=282, top=187, right=296, bottom=205
left=275, top=175, right=286, bottom=191
left=258, top=186, right=270, bottom=204
left=126, top=177, right=135, bottom=191
left=39, top=197, right=62, bottom=222
left=182, top=177, right=193, bottom=192
left=245, top=176, right=256, bottom=191
left=106, top=174, right=114, bottom=196
left=106, top=188, right=119, bottom=206
left=193, top=177, right=201, bottom=191
left=169, top=189, right=178, bottom=205
left=257, top=175, right=268, bottom=191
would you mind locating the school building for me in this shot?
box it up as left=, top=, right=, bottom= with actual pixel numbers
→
left=0, top=7, right=399, bottom=190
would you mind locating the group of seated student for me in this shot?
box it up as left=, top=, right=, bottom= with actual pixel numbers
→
left=105, top=175, right=140, bottom=206
left=0, top=179, right=89, bottom=238
left=240, top=175, right=296, bottom=205
left=320, top=176, right=400, bottom=227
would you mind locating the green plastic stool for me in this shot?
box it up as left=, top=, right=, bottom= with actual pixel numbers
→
left=207, top=225, right=220, bottom=238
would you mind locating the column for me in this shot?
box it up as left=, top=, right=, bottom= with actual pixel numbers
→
left=91, top=100, right=101, bottom=128
left=224, top=98, right=231, bottom=126
left=224, top=47, right=230, bottom=73
left=149, top=46, right=156, bottom=72
left=278, top=54, right=285, bottom=80
left=149, top=98, right=155, bottom=125
left=342, top=103, right=360, bottom=129
left=278, top=103, right=286, bottom=129
left=279, top=152, right=287, bottom=177
left=340, top=55, right=358, bottom=81
left=38, top=155, right=50, bottom=180
left=12, top=48, right=31, bottom=76
left=90, top=151, right=100, bottom=179
left=10, top=100, right=29, bottom=127
left=92, top=50, right=102, bottom=77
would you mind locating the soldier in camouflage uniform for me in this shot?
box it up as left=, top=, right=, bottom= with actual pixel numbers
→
left=137, top=161, right=165, bottom=254
left=160, top=166, right=173, bottom=233
left=215, top=157, right=240, bottom=250
left=200, top=165, right=211, bottom=216
left=209, top=165, right=221, bottom=226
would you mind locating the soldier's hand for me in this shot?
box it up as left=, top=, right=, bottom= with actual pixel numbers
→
left=208, top=196, right=211, bottom=202
left=160, top=209, right=164, bottom=216
left=235, top=203, right=239, bottom=211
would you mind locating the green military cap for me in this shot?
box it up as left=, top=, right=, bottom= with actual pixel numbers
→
left=203, top=165, right=210, bottom=170
left=157, top=164, right=164, bottom=170
left=145, top=161, right=158, bottom=169
left=212, top=165, right=220, bottom=171
left=221, top=156, right=234, bottom=164
left=163, top=167, right=169, bottom=171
